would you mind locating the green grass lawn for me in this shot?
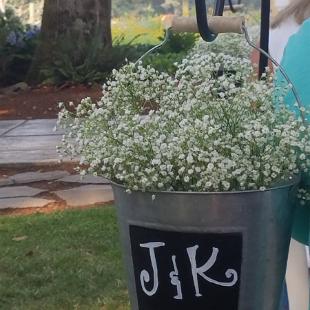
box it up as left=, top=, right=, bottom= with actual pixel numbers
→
left=0, top=206, right=130, bottom=310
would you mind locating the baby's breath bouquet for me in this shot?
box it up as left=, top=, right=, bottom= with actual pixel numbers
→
left=58, top=52, right=310, bottom=194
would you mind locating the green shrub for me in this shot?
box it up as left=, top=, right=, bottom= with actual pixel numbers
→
left=158, top=31, right=198, bottom=54
left=141, top=31, right=198, bottom=74
left=40, top=36, right=151, bottom=85
left=0, top=8, right=23, bottom=42
left=142, top=52, right=186, bottom=74
left=32, top=20, right=197, bottom=85
left=0, top=9, right=39, bottom=86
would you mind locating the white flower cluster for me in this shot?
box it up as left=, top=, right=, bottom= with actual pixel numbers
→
left=191, top=33, right=252, bottom=59
left=58, top=51, right=310, bottom=193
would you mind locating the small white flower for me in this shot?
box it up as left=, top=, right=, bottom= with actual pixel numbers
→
left=195, top=167, right=201, bottom=173
left=207, top=163, right=214, bottom=171
left=187, top=154, right=194, bottom=164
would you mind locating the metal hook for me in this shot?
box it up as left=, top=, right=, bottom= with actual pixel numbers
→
left=227, top=0, right=236, bottom=13
left=227, top=0, right=242, bottom=13
left=195, top=0, right=225, bottom=42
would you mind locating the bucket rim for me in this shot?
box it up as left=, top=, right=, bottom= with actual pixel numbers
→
left=110, top=174, right=300, bottom=196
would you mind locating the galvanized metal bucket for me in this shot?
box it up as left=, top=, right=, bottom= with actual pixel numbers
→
left=112, top=177, right=299, bottom=310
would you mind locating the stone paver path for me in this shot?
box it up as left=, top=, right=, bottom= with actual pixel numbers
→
left=0, top=119, right=71, bottom=165
left=59, top=175, right=110, bottom=184
left=0, top=120, right=25, bottom=136
left=54, top=185, right=113, bottom=207
left=0, top=170, right=113, bottom=211
left=0, top=186, right=46, bottom=199
left=0, top=198, right=54, bottom=209
left=10, top=171, right=69, bottom=184
left=0, top=178, right=14, bottom=187
left=0, top=118, right=113, bottom=211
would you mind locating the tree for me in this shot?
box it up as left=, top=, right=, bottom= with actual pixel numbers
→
left=27, top=0, right=112, bottom=83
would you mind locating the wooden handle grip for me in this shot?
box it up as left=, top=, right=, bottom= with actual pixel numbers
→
left=162, top=16, right=245, bottom=34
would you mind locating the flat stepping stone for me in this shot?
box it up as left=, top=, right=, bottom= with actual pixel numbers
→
left=0, top=197, right=54, bottom=209
left=0, top=135, right=62, bottom=151
left=0, top=178, right=14, bottom=187
left=0, top=186, right=46, bottom=199
left=0, top=120, right=25, bottom=136
left=0, top=118, right=72, bottom=165
left=4, top=119, right=64, bottom=137
left=0, top=149, right=73, bottom=165
left=0, top=136, right=64, bottom=165
left=59, top=174, right=110, bottom=184
left=10, top=170, right=70, bottom=184
left=54, top=185, right=114, bottom=207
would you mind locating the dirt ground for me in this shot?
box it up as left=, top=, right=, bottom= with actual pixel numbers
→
left=0, top=84, right=102, bottom=120
left=0, top=201, right=113, bottom=217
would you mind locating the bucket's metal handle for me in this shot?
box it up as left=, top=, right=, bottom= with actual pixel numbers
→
left=135, top=14, right=244, bottom=65
left=135, top=15, right=306, bottom=124
left=242, top=25, right=306, bottom=123
left=136, top=0, right=241, bottom=64
left=134, top=30, right=170, bottom=65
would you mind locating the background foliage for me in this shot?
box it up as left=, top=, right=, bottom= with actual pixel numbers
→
left=7, top=0, right=262, bottom=18
left=1, top=0, right=261, bottom=86
left=0, top=7, right=198, bottom=86
left=0, top=8, right=39, bottom=86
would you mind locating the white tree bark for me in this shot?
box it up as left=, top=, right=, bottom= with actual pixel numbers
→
left=0, top=0, right=6, bottom=13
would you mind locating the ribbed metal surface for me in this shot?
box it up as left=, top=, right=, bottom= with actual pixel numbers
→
left=112, top=177, right=298, bottom=310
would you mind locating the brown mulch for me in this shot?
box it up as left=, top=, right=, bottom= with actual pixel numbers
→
left=0, top=84, right=102, bottom=120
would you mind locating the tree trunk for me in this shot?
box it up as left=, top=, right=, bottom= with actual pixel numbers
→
left=27, top=0, right=112, bottom=84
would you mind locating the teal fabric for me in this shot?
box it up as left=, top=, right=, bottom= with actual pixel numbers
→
left=275, top=19, right=310, bottom=246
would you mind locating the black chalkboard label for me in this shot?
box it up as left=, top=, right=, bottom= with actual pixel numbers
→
left=129, top=225, right=242, bottom=310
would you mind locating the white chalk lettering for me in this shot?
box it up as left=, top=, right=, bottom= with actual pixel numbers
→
left=169, top=255, right=183, bottom=300
left=187, top=246, right=238, bottom=297
left=139, top=242, right=165, bottom=296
